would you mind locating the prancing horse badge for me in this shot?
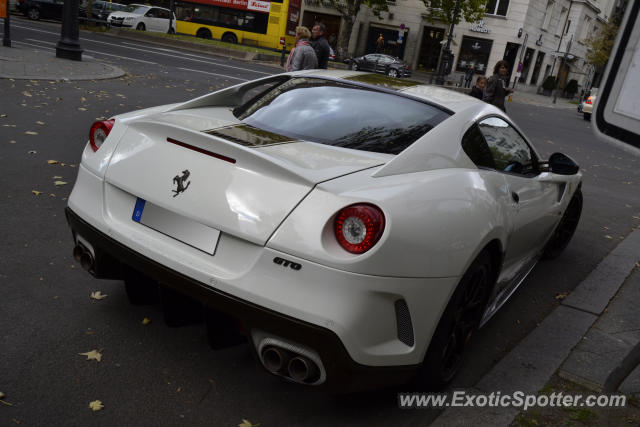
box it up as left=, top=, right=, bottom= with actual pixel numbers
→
left=172, top=169, right=191, bottom=197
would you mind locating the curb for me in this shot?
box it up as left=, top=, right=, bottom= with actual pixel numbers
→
left=431, top=226, right=640, bottom=426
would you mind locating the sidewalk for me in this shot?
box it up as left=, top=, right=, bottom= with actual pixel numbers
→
left=433, top=227, right=640, bottom=426
left=0, top=43, right=124, bottom=80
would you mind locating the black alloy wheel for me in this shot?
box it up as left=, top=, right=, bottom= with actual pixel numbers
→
left=418, top=251, right=493, bottom=390
left=27, top=7, right=40, bottom=20
left=542, top=188, right=583, bottom=259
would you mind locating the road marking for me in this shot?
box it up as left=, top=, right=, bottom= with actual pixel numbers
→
left=26, top=39, right=158, bottom=64
left=14, top=40, right=56, bottom=51
left=178, top=67, right=249, bottom=81
left=10, top=24, right=59, bottom=36
left=12, top=22, right=275, bottom=75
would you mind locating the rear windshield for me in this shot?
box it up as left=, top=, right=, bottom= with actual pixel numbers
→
left=234, top=77, right=450, bottom=155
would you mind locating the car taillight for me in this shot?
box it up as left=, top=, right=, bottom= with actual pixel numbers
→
left=89, top=119, right=114, bottom=152
left=334, top=204, right=385, bottom=254
left=586, top=97, right=592, bottom=104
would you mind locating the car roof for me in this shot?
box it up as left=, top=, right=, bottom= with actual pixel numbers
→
left=293, top=69, right=485, bottom=114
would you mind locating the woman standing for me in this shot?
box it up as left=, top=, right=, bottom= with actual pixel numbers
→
left=485, top=60, right=513, bottom=112
left=285, top=26, right=318, bottom=72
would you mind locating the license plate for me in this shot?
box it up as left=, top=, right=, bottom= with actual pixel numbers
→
left=132, top=197, right=220, bottom=255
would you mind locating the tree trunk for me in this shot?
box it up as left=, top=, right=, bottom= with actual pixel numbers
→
left=336, top=17, right=354, bottom=60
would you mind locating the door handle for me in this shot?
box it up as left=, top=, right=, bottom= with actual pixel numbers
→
left=511, top=191, right=520, bottom=203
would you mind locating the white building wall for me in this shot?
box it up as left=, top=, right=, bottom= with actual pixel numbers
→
left=301, top=0, right=614, bottom=93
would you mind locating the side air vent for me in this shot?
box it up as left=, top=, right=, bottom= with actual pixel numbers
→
left=395, top=299, right=414, bottom=346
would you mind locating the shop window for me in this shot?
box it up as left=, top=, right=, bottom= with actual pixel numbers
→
left=486, top=0, right=509, bottom=16
left=456, top=36, right=493, bottom=74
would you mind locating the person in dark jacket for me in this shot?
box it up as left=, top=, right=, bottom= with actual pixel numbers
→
left=469, top=76, right=487, bottom=100
left=485, top=60, right=513, bottom=112
left=310, top=22, right=331, bottom=69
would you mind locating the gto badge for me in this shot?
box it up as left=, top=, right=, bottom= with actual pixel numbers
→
left=172, top=169, right=191, bottom=197
left=273, top=257, right=302, bottom=271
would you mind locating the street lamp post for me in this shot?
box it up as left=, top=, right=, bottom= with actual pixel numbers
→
left=435, top=0, right=461, bottom=85
left=56, top=0, right=83, bottom=61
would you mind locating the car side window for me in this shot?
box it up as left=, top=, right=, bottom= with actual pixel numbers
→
left=146, top=9, right=156, bottom=17
left=157, top=9, right=170, bottom=19
left=462, top=124, right=496, bottom=169
left=477, top=117, right=536, bottom=176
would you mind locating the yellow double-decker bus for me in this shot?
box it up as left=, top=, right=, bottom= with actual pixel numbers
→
left=175, top=0, right=300, bottom=50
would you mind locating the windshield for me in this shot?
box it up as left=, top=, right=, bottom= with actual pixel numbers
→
left=125, top=4, right=149, bottom=13
left=234, top=78, right=450, bottom=155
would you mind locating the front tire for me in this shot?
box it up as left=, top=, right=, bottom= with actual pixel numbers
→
left=418, top=251, right=493, bottom=390
left=350, top=62, right=358, bottom=71
left=136, top=22, right=145, bottom=31
left=542, top=188, right=582, bottom=259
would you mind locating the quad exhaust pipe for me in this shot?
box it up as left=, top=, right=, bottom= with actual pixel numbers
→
left=260, top=345, right=322, bottom=384
left=73, top=243, right=95, bottom=272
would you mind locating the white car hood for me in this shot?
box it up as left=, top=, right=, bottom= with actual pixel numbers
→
left=104, top=107, right=388, bottom=245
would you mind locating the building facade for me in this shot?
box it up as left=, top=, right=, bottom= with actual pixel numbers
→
left=302, top=0, right=616, bottom=93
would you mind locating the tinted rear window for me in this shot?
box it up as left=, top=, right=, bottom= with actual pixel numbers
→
left=234, top=77, right=450, bottom=155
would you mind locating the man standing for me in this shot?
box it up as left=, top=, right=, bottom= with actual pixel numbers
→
left=310, top=22, right=330, bottom=69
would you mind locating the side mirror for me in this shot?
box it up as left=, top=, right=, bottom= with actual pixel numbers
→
left=548, top=152, right=579, bottom=175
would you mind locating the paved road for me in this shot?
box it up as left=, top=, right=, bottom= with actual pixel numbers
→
left=2, top=17, right=639, bottom=426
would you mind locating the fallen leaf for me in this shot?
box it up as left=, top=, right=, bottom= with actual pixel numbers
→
left=142, top=317, right=151, bottom=325
left=605, top=235, right=613, bottom=239
left=47, top=160, right=59, bottom=165
left=25, top=131, right=39, bottom=135
left=9, top=140, right=16, bottom=144
left=28, top=150, right=37, bottom=154
left=49, top=194, right=56, bottom=197
left=555, top=292, right=569, bottom=300
left=78, top=107, right=87, bottom=111
left=238, top=420, right=260, bottom=427
left=90, top=291, right=108, bottom=300
left=0, top=391, right=14, bottom=406
left=54, top=181, right=68, bottom=186
left=89, top=400, right=104, bottom=411
left=22, top=91, right=32, bottom=97
left=79, top=349, right=103, bottom=362
left=36, top=121, right=45, bottom=125
left=53, top=175, right=62, bottom=179
left=0, top=114, right=6, bottom=118
left=32, top=190, right=42, bottom=196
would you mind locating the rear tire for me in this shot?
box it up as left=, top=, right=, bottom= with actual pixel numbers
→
left=417, top=251, right=493, bottom=390
left=542, top=188, right=582, bottom=259
left=221, top=32, right=238, bottom=44
left=136, top=22, right=145, bottom=31
left=350, top=62, right=358, bottom=71
left=388, top=68, right=398, bottom=78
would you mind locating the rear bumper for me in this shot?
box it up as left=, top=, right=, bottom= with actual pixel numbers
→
left=65, top=207, right=420, bottom=391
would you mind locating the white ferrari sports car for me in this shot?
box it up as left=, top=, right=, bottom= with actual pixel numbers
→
left=66, top=70, right=582, bottom=391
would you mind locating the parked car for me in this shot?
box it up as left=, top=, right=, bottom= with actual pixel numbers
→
left=80, top=0, right=127, bottom=23
left=16, top=0, right=64, bottom=20
left=344, top=54, right=411, bottom=78
left=108, top=4, right=176, bottom=34
left=582, top=87, right=598, bottom=121
left=66, top=71, right=582, bottom=392
left=329, top=47, right=336, bottom=62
